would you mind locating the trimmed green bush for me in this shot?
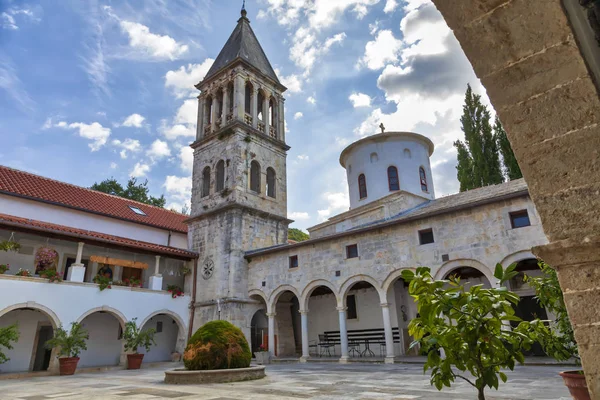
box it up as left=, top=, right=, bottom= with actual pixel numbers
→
left=184, top=320, right=251, bottom=370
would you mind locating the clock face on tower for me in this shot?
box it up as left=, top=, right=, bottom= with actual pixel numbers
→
left=202, top=257, right=214, bottom=280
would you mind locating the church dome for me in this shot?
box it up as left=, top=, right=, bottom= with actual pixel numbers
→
left=340, top=131, right=435, bottom=209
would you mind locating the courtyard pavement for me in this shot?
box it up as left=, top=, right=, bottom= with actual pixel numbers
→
left=0, top=362, right=571, bottom=400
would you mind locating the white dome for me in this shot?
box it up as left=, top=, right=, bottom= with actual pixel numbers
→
left=339, top=132, right=435, bottom=209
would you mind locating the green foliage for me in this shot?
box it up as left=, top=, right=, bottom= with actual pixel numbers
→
left=39, top=269, right=62, bottom=283
left=90, top=177, right=166, bottom=208
left=0, top=240, right=20, bottom=252
left=93, top=275, right=111, bottom=291
left=0, top=324, right=19, bottom=364
left=46, top=322, right=89, bottom=358
left=401, top=265, right=556, bottom=400
left=123, top=318, right=156, bottom=354
left=454, top=85, right=504, bottom=192
left=525, top=261, right=579, bottom=362
left=184, top=320, right=251, bottom=370
left=494, top=117, right=522, bottom=180
left=288, top=228, right=309, bottom=242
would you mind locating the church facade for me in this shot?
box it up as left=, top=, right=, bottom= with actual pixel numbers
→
left=187, top=9, right=549, bottom=363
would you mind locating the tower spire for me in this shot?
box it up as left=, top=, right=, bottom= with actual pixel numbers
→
left=241, top=0, right=247, bottom=18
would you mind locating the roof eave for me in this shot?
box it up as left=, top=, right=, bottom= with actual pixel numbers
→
left=196, top=58, right=287, bottom=93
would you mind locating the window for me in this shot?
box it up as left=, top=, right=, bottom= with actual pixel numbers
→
left=358, top=174, right=367, bottom=199
left=156, top=321, right=163, bottom=333
left=201, top=167, right=211, bottom=197
left=257, top=91, right=265, bottom=121
left=206, top=96, right=213, bottom=125
left=128, top=206, right=146, bottom=216
left=347, top=295, right=357, bottom=319
left=387, top=166, right=399, bottom=191
left=289, top=255, right=298, bottom=269
left=269, top=98, right=275, bottom=126
left=346, top=244, right=359, bottom=259
left=250, top=161, right=261, bottom=193
left=510, top=210, right=531, bottom=229
left=404, top=148, right=411, bottom=159
left=266, top=167, right=276, bottom=198
left=244, top=82, right=253, bottom=114
left=370, top=152, right=379, bottom=163
left=216, top=160, right=225, bottom=192
left=419, top=228, right=434, bottom=245
left=419, top=167, right=428, bottom=192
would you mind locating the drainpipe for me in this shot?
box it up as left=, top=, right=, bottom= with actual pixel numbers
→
left=188, top=258, right=199, bottom=340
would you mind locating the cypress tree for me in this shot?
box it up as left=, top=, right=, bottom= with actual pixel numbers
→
left=454, top=85, right=504, bottom=191
left=494, top=117, right=523, bottom=180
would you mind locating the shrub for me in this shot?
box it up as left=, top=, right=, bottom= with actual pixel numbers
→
left=183, top=320, right=251, bottom=370
left=0, top=324, right=19, bottom=364
left=123, top=318, right=156, bottom=353
left=45, top=322, right=88, bottom=358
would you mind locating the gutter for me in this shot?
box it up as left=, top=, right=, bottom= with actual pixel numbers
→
left=188, top=258, right=199, bottom=340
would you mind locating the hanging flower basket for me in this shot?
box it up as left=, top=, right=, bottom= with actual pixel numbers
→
left=0, top=240, right=20, bottom=252
left=0, top=264, right=9, bottom=274
left=35, top=246, right=59, bottom=271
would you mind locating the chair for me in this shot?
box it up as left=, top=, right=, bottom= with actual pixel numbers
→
left=308, top=340, right=318, bottom=357
left=318, top=334, right=335, bottom=357
left=349, top=340, right=361, bottom=357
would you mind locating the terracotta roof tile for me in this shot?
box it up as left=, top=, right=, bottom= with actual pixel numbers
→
left=0, top=213, right=197, bottom=259
left=0, top=166, right=188, bottom=233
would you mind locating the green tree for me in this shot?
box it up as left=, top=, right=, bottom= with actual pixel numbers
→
left=123, top=318, right=156, bottom=354
left=0, top=324, right=19, bottom=364
left=288, top=228, right=309, bottom=242
left=401, top=265, right=558, bottom=400
left=454, top=85, right=504, bottom=191
left=45, top=322, right=89, bottom=358
left=494, top=117, right=523, bottom=180
left=91, top=178, right=166, bottom=208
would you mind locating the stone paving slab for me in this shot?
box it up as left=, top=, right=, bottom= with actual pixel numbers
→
left=0, top=363, right=572, bottom=400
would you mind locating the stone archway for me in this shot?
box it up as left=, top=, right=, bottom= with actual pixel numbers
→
left=76, top=307, right=127, bottom=368
left=139, top=310, right=187, bottom=360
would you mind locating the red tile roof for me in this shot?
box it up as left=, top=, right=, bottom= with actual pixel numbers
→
left=0, top=166, right=188, bottom=233
left=0, top=213, right=197, bottom=259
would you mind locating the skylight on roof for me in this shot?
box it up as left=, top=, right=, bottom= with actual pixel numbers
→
left=129, top=206, right=147, bottom=216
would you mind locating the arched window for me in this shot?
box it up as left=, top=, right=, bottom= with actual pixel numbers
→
left=206, top=96, right=213, bottom=125
left=404, top=148, right=411, bottom=159
left=266, top=168, right=276, bottom=198
left=215, top=160, right=225, bottom=192
left=269, top=98, right=275, bottom=126
left=250, top=161, right=261, bottom=193
left=358, top=174, right=367, bottom=199
left=419, top=167, right=428, bottom=192
left=244, top=82, right=253, bottom=115
left=257, top=91, right=265, bottom=121
left=227, top=82, right=234, bottom=113
left=202, top=167, right=211, bottom=197
left=370, top=152, right=379, bottom=163
left=388, top=166, right=399, bottom=191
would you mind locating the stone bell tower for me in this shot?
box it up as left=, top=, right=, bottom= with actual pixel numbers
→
left=187, top=5, right=290, bottom=337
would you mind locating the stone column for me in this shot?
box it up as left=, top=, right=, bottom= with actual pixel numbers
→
left=337, top=307, right=349, bottom=363
left=67, top=242, right=86, bottom=282
left=263, top=94, right=270, bottom=135
left=251, top=88, right=258, bottom=129
left=196, top=95, right=204, bottom=140
left=267, top=312, right=276, bottom=357
left=300, top=310, right=309, bottom=362
left=222, top=87, right=229, bottom=123
left=381, top=303, right=395, bottom=364
left=534, top=238, right=600, bottom=397
left=149, top=255, right=163, bottom=291
left=211, top=95, right=218, bottom=133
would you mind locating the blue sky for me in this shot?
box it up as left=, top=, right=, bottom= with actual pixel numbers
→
left=0, top=0, right=490, bottom=231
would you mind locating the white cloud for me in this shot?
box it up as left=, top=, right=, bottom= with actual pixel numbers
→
left=290, top=28, right=346, bottom=76
left=121, top=113, right=145, bottom=128
left=164, top=175, right=192, bottom=200
left=1, top=8, right=36, bottom=30
left=117, top=17, right=188, bottom=60
left=112, top=138, right=141, bottom=159
left=175, top=99, right=197, bottom=125
left=1, top=13, right=17, bottom=30
left=361, top=30, right=402, bottom=70
left=289, top=212, right=310, bottom=220
left=179, top=146, right=194, bottom=173
left=294, top=112, right=303, bottom=120
left=335, top=136, right=351, bottom=148
left=297, top=154, right=309, bottom=161
left=146, top=139, right=171, bottom=160
left=384, top=0, right=398, bottom=13
left=130, top=162, right=150, bottom=178
left=161, top=123, right=195, bottom=140
left=276, top=70, right=302, bottom=93
left=0, top=55, right=35, bottom=111
left=110, top=162, right=118, bottom=169
left=120, top=150, right=128, bottom=159
left=349, top=92, right=372, bottom=108
left=42, top=118, right=54, bottom=130
left=317, top=191, right=350, bottom=221
left=165, top=59, right=214, bottom=98
left=307, top=96, right=316, bottom=105
left=57, top=121, right=111, bottom=151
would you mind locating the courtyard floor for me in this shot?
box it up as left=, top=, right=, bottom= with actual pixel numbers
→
left=0, top=362, right=571, bottom=400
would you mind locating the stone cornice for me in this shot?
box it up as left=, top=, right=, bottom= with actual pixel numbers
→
left=185, top=202, right=293, bottom=225
left=190, top=120, right=290, bottom=152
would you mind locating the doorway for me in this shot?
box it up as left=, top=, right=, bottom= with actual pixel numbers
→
left=63, top=257, right=89, bottom=281
left=32, top=325, right=53, bottom=371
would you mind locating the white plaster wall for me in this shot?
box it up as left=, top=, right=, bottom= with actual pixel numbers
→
left=79, top=312, right=122, bottom=367
left=343, top=135, right=435, bottom=209
left=0, top=310, right=50, bottom=373
left=0, top=195, right=187, bottom=249
left=140, top=314, right=179, bottom=363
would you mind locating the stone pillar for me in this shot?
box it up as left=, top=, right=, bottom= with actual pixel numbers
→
left=381, top=303, right=395, bottom=364
left=222, top=87, right=229, bottom=123
left=67, top=242, right=86, bottom=282
left=535, top=238, right=600, bottom=397
left=211, top=95, right=218, bottom=133
left=251, top=88, right=258, bottom=129
left=337, top=307, right=349, bottom=363
left=267, top=312, right=276, bottom=357
left=300, top=310, right=309, bottom=362
left=263, top=94, right=270, bottom=135
left=196, top=95, right=204, bottom=140
left=149, top=255, right=163, bottom=291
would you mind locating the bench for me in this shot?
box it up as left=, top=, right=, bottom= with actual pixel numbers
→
left=317, top=328, right=401, bottom=357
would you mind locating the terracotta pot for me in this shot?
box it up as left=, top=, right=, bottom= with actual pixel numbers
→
left=127, top=353, right=145, bottom=370
left=559, top=371, right=590, bottom=400
left=58, top=357, right=79, bottom=376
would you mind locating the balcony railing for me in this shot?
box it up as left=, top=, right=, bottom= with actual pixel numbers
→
left=244, top=113, right=253, bottom=126
left=269, top=126, right=276, bottom=139
left=257, top=121, right=265, bottom=132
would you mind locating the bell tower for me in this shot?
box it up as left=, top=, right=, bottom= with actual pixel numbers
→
left=187, top=5, right=290, bottom=336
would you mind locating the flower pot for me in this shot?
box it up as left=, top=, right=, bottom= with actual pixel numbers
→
left=127, top=353, right=145, bottom=370
left=255, top=351, right=271, bottom=365
left=58, top=357, right=79, bottom=376
left=559, top=371, right=590, bottom=400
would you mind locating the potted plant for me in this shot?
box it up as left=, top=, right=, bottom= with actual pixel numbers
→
left=0, top=324, right=19, bottom=365
left=525, top=261, right=589, bottom=400
left=45, top=322, right=89, bottom=376
left=123, top=318, right=156, bottom=369
left=0, top=239, right=20, bottom=252
left=93, top=275, right=112, bottom=291
left=15, top=268, right=31, bottom=277
left=124, top=277, right=141, bottom=288
left=0, top=264, right=9, bottom=274
left=167, top=285, right=184, bottom=298
left=34, top=246, right=58, bottom=273
left=254, top=343, right=270, bottom=365
left=39, top=269, right=62, bottom=283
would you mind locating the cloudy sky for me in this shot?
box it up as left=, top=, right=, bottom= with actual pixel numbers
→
left=0, top=0, right=491, bottom=231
